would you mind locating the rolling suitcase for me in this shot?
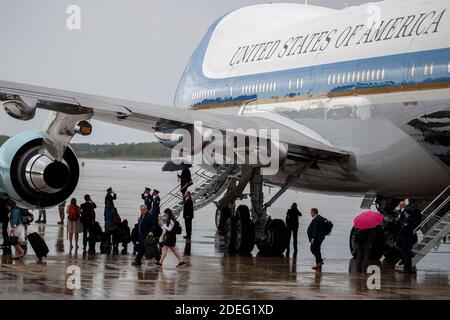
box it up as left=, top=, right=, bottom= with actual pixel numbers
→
left=27, top=232, right=49, bottom=260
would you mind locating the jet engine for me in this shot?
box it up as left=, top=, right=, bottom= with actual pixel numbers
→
left=0, top=131, right=79, bottom=208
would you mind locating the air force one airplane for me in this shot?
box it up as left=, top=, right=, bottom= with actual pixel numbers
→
left=1, top=0, right=450, bottom=260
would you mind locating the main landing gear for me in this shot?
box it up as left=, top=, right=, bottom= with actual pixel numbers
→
left=216, top=162, right=313, bottom=255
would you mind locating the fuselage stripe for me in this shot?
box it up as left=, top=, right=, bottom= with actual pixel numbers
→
left=191, top=80, right=450, bottom=110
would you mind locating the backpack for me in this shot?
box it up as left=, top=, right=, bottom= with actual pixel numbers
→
left=112, top=210, right=122, bottom=225
left=321, top=217, right=334, bottom=236
left=174, top=221, right=182, bottom=235
left=68, top=205, right=80, bottom=221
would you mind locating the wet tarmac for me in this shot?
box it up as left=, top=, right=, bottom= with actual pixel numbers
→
left=1, top=159, right=449, bottom=299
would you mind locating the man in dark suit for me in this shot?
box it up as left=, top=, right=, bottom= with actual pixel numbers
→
left=307, top=208, right=325, bottom=270
left=285, top=202, right=302, bottom=256
left=80, top=194, right=97, bottom=252
left=178, top=164, right=192, bottom=198
left=105, top=187, right=117, bottom=206
left=151, top=190, right=160, bottom=216
left=399, top=208, right=416, bottom=273
left=149, top=190, right=162, bottom=239
left=183, top=191, right=194, bottom=239
left=141, top=187, right=153, bottom=211
left=133, top=205, right=155, bottom=266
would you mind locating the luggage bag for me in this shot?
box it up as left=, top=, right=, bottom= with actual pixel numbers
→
left=27, top=232, right=49, bottom=260
left=144, top=236, right=160, bottom=259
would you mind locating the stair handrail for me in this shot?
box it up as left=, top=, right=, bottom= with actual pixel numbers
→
left=165, top=167, right=204, bottom=194
left=160, top=167, right=209, bottom=208
left=159, top=165, right=237, bottom=219
left=419, top=185, right=450, bottom=217
left=414, top=195, right=450, bottom=234
left=415, top=211, right=450, bottom=241
left=190, top=165, right=237, bottom=203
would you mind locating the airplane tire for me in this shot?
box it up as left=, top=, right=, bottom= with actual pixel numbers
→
left=349, top=227, right=357, bottom=257
left=235, top=217, right=255, bottom=253
left=216, top=207, right=232, bottom=233
left=235, top=205, right=251, bottom=220
left=224, top=217, right=238, bottom=253
left=256, top=237, right=269, bottom=254
left=266, top=219, right=288, bottom=255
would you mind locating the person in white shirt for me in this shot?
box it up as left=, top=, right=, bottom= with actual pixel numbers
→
left=155, top=208, right=185, bottom=267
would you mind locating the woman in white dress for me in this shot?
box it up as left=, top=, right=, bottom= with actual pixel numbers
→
left=67, top=198, right=83, bottom=249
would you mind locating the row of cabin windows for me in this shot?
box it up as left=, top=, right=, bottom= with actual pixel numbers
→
left=241, top=81, right=277, bottom=95
left=288, top=78, right=304, bottom=90
left=190, top=89, right=216, bottom=101
left=411, top=63, right=435, bottom=77
left=328, top=68, right=386, bottom=86
left=410, top=61, right=450, bottom=77
left=184, top=61, right=450, bottom=103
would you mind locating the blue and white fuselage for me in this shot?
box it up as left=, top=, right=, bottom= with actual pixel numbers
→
left=173, top=0, right=450, bottom=199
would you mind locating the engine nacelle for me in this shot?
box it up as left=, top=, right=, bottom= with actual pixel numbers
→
left=0, top=131, right=79, bottom=208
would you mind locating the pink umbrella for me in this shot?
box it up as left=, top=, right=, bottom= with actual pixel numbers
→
left=353, top=211, right=383, bottom=230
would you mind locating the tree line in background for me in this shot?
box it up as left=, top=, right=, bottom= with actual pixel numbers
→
left=0, top=135, right=171, bottom=160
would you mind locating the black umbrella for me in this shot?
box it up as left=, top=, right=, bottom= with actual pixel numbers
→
left=161, top=161, right=192, bottom=172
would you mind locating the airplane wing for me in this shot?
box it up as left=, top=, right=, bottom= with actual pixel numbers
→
left=0, top=80, right=350, bottom=163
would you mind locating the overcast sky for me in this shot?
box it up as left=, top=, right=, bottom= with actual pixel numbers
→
left=0, top=0, right=368, bottom=144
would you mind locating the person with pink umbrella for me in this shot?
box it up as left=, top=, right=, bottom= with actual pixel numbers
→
left=353, top=211, right=384, bottom=273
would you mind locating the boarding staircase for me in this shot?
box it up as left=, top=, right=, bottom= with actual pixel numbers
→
left=400, top=186, right=450, bottom=268
left=160, top=165, right=238, bottom=219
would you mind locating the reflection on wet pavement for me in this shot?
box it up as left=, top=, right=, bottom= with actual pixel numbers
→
left=1, top=222, right=449, bottom=300
left=1, top=160, right=449, bottom=299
